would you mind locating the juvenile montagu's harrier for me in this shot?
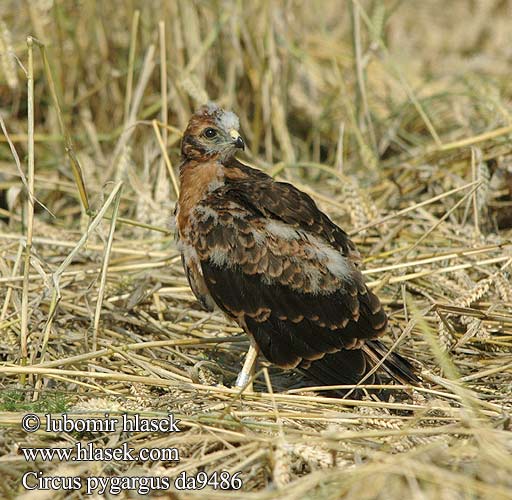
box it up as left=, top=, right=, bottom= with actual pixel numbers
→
left=175, top=103, right=418, bottom=393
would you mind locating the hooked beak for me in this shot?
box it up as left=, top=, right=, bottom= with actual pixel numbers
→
left=229, top=129, right=245, bottom=150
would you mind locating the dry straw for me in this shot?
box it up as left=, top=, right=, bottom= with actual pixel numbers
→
left=0, top=2, right=511, bottom=499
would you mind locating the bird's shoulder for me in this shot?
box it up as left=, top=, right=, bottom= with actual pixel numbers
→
left=205, top=158, right=360, bottom=261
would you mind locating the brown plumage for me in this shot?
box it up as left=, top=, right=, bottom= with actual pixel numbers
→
left=175, top=103, right=418, bottom=394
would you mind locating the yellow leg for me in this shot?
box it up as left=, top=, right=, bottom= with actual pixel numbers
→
left=235, top=343, right=260, bottom=391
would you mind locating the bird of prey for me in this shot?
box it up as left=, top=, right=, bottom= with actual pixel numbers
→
left=175, top=103, right=418, bottom=394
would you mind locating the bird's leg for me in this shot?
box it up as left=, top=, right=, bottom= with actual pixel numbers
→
left=235, top=342, right=260, bottom=391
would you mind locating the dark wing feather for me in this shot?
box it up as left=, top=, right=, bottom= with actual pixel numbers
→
left=224, top=160, right=360, bottom=259
left=300, top=340, right=420, bottom=394
left=299, top=349, right=375, bottom=387
left=189, top=175, right=387, bottom=370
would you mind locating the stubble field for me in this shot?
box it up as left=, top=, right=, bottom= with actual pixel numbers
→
left=0, top=1, right=511, bottom=498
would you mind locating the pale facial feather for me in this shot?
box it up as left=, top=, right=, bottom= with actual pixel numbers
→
left=205, top=102, right=240, bottom=133
left=180, top=103, right=242, bottom=162
left=216, top=110, right=239, bottom=133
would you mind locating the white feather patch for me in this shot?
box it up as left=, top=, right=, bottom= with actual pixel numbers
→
left=265, top=220, right=352, bottom=281
left=195, top=205, right=219, bottom=222
left=209, top=246, right=229, bottom=266
left=177, top=241, right=204, bottom=275
left=265, top=220, right=300, bottom=240
left=204, top=102, right=240, bottom=133
left=216, top=111, right=240, bottom=132
left=205, top=102, right=220, bottom=114
left=313, top=241, right=352, bottom=280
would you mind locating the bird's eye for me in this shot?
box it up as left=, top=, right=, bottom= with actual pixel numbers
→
left=203, top=128, right=217, bottom=138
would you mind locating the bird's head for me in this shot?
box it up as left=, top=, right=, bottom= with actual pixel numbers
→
left=181, top=103, right=245, bottom=162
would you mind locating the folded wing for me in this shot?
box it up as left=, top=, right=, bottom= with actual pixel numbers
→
left=188, top=179, right=388, bottom=370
